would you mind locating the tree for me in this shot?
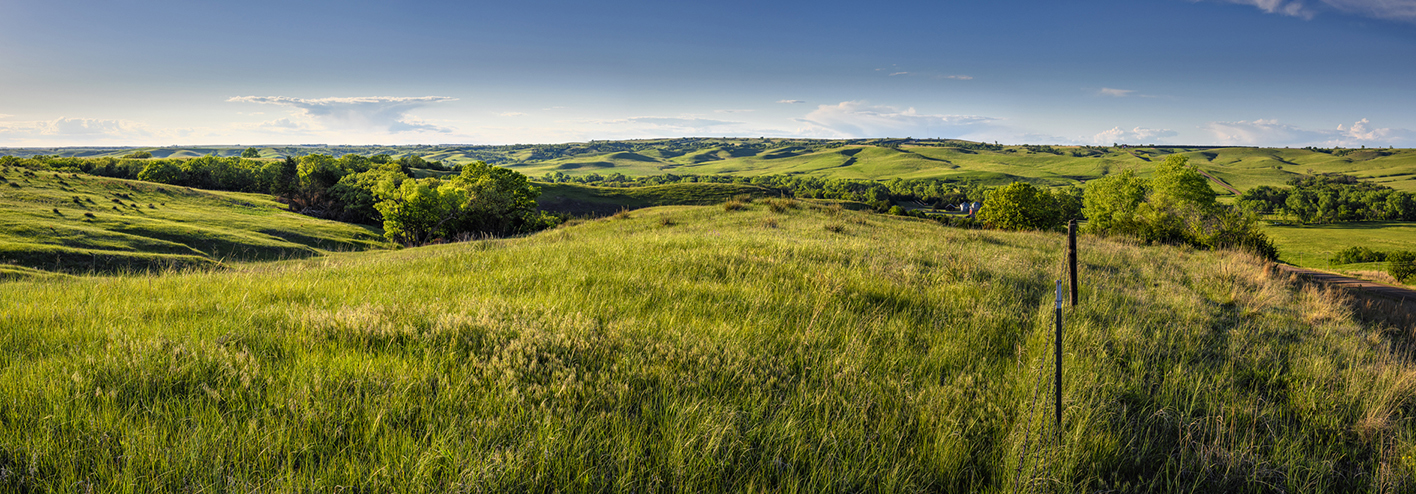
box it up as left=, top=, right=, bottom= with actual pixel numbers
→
left=1389, top=251, right=1416, bottom=284
left=978, top=182, right=1057, bottom=230
left=1150, top=154, right=1216, bottom=209
left=240, top=147, right=260, bottom=158
left=123, top=150, right=153, bottom=159
left=373, top=161, right=544, bottom=244
left=1081, top=169, right=1147, bottom=233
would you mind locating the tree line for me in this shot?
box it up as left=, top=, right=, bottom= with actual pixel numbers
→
left=1237, top=173, right=1416, bottom=223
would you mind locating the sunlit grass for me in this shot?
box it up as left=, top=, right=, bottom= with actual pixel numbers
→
left=1, top=202, right=1413, bottom=491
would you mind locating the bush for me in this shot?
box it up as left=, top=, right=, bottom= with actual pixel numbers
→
left=1330, top=246, right=1386, bottom=266
left=1389, top=251, right=1416, bottom=284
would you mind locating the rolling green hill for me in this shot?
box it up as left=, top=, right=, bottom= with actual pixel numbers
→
left=1, top=202, right=1411, bottom=490
left=0, top=166, right=386, bottom=275
left=11, top=139, right=1415, bottom=196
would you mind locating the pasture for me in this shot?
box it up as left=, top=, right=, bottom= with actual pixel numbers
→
left=2, top=202, right=1413, bottom=491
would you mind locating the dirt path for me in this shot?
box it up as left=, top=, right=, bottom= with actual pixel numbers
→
left=1276, top=264, right=1416, bottom=303
left=1195, top=168, right=1242, bottom=196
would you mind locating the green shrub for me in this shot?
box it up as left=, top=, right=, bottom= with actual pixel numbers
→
left=1389, top=251, right=1416, bottom=284
left=1330, top=246, right=1386, bottom=266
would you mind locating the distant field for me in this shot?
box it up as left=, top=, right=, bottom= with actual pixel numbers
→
left=0, top=166, right=385, bottom=274
left=1263, top=221, right=1416, bottom=282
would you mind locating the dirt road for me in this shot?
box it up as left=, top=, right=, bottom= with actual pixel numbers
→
left=1276, top=264, right=1416, bottom=303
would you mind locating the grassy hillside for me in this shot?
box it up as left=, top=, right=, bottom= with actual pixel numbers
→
left=0, top=166, right=385, bottom=274
left=13, top=140, right=1416, bottom=196
left=535, top=182, right=778, bottom=216
left=2, top=202, right=1413, bottom=491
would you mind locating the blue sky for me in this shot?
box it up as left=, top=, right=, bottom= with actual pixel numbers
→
left=1, top=0, right=1413, bottom=147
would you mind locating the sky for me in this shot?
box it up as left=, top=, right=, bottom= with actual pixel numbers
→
left=1, top=0, right=1414, bottom=147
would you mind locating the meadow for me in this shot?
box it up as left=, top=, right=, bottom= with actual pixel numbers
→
left=2, top=201, right=1414, bottom=491
left=1264, top=221, right=1416, bottom=283
left=0, top=166, right=385, bottom=274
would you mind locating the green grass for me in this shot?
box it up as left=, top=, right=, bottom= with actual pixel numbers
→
left=1264, top=221, right=1416, bottom=279
left=535, top=182, right=778, bottom=216
left=0, top=167, right=386, bottom=274
left=2, top=203, right=1413, bottom=491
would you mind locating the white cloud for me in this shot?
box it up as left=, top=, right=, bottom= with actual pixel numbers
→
left=715, top=109, right=755, bottom=113
left=0, top=114, right=13, bottom=119
left=1212, top=0, right=1315, bottom=19
left=795, top=101, right=998, bottom=138
left=938, top=75, right=974, bottom=80
left=498, top=112, right=526, bottom=117
left=1202, top=118, right=1415, bottom=146
left=227, top=95, right=457, bottom=133
left=1098, top=88, right=1136, bottom=97
left=777, top=99, right=805, bottom=104
left=1092, top=126, right=1180, bottom=145
left=889, top=72, right=910, bottom=76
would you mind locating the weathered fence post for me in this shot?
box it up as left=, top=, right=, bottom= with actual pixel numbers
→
left=1054, top=280, right=1063, bottom=442
left=1067, top=220, right=1078, bottom=307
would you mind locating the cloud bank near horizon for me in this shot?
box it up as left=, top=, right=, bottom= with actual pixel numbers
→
left=226, top=96, right=458, bottom=133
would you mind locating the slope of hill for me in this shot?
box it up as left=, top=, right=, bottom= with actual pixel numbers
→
left=0, top=167, right=385, bottom=274
left=1, top=202, right=1411, bottom=491
left=535, top=182, right=777, bottom=216
left=11, top=139, right=1415, bottom=195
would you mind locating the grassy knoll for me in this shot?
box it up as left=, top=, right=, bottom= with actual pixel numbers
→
left=535, top=182, right=777, bottom=216
left=2, top=202, right=1414, bottom=491
left=0, top=166, right=385, bottom=274
left=1264, top=221, right=1416, bottom=280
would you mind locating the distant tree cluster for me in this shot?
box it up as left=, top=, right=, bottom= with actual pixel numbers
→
left=1083, top=155, right=1276, bottom=259
left=536, top=171, right=995, bottom=212
left=1237, top=173, right=1416, bottom=223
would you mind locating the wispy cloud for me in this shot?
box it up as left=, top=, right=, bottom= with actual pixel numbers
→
left=889, top=72, right=910, bottom=76
left=777, top=99, right=805, bottom=104
left=1321, top=0, right=1416, bottom=22
left=227, top=95, right=457, bottom=133
left=601, top=117, right=740, bottom=128
left=1203, top=118, right=1415, bottom=146
left=795, top=101, right=998, bottom=138
left=1098, top=87, right=1136, bottom=97
left=1212, top=0, right=1315, bottom=19
left=1201, top=0, right=1416, bottom=23
left=1092, top=126, right=1179, bottom=144
left=937, top=75, right=974, bottom=80
left=0, top=114, right=13, bottom=119
left=497, top=112, right=526, bottom=117
left=715, top=109, right=755, bottom=113
left=0, top=117, right=148, bottom=138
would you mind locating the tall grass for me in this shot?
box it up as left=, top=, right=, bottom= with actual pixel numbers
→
left=1, top=203, right=1414, bottom=491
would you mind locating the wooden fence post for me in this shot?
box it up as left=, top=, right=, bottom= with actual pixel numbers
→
left=1068, top=220, right=1078, bottom=307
